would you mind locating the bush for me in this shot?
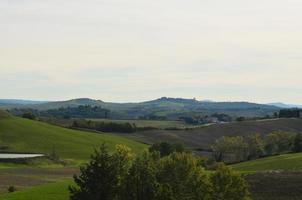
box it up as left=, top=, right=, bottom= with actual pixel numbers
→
left=22, top=112, right=36, bottom=120
left=149, top=142, right=185, bottom=157
left=8, top=186, right=16, bottom=193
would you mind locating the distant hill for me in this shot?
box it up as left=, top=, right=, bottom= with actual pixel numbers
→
left=3, top=97, right=280, bottom=119
left=268, top=102, right=302, bottom=108
left=0, top=99, right=48, bottom=108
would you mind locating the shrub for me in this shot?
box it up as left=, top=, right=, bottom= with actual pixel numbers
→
left=8, top=186, right=16, bottom=193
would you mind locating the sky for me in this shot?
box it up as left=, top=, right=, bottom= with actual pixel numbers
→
left=0, top=0, right=301, bottom=104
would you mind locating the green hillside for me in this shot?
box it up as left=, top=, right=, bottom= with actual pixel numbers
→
left=0, top=180, right=73, bottom=200
left=0, top=110, right=10, bottom=119
left=232, top=152, right=302, bottom=172
left=0, top=116, right=147, bottom=161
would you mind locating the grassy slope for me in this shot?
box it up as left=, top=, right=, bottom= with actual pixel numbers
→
left=0, top=180, right=73, bottom=200
left=0, top=117, right=147, bottom=161
left=232, top=152, right=302, bottom=172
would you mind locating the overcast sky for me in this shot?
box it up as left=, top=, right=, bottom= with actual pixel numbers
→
left=0, top=0, right=301, bottom=103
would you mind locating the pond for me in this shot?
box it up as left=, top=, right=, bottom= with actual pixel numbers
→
left=0, top=153, right=44, bottom=159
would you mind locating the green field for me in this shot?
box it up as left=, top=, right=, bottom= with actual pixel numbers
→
left=0, top=112, right=147, bottom=199
left=0, top=116, right=147, bottom=161
left=232, top=152, right=302, bottom=172
left=0, top=180, right=73, bottom=200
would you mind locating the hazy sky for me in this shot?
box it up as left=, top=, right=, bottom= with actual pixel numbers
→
left=1, top=0, right=301, bottom=103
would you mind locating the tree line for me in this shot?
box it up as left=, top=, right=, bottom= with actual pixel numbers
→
left=69, top=144, right=251, bottom=200
left=11, top=105, right=110, bottom=119
left=279, top=109, right=302, bottom=118
left=212, top=131, right=302, bottom=163
left=72, top=119, right=137, bottom=133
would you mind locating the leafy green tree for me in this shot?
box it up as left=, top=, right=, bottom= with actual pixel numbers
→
left=245, top=134, right=264, bottom=159
left=69, top=144, right=133, bottom=200
left=265, top=131, right=295, bottom=155
left=70, top=144, right=251, bottom=200
left=157, top=152, right=211, bottom=200
left=149, top=142, right=184, bottom=157
left=122, top=151, right=160, bottom=200
left=22, top=112, right=36, bottom=120
left=210, top=164, right=251, bottom=200
left=212, top=136, right=248, bottom=162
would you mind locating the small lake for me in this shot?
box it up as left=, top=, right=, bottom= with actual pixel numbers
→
left=0, top=153, right=44, bottom=159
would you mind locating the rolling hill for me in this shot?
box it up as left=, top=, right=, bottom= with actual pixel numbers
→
left=232, top=152, right=302, bottom=172
left=3, top=97, right=281, bottom=119
left=118, top=118, right=302, bottom=150
left=0, top=112, right=147, bottom=161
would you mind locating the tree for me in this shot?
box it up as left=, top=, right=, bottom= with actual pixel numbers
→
left=210, top=164, right=251, bottom=200
left=265, top=131, right=295, bottom=155
left=69, top=144, right=133, bottom=200
left=22, top=112, right=36, bottom=120
left=149, top=142, right=184, bottom=157
left=70, top=144, right=251, bottom=200
left=212, top=136, right=248, bottom=162
left=293, top=133, right=302, bottom=153
left=122, top=151, right=160, bottom=200
left=245, top=134, right=264, bottom=159
left=157, top=152, right=211, bottom=200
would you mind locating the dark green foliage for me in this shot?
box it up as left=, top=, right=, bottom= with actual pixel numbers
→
left=22, top=112, right=36, bottom=120
left=264, top=131, right=295, bottom=155
left=72, top=119, right=136, bottom=133
left=49, top=145, right=60, bottom=161
left=11, top=105, right=110, bottom=119
left=149, top=142, right=185, bottom=157
left=279, top=109, right=302, bottom=118
left=293, top=133, right=302, bottom=153
left=122, top=152, right=161, bottom=200
left=210, top=164, right=251, bottom=200
left=157, top=152, right=211, bottom=200
left=69, top=144, right=133, bottom=200
left=236, top=117, right=246, bottom=122
left=70, top=144, right=251, bottom=200
left=8, top=186, right=17, bottom=193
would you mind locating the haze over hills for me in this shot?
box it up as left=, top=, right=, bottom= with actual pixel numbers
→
left=1, top=97, right=284, bottom=119
left=267, top=102, right=302, bottom=108
left=0, top=99, right=48, bottom=106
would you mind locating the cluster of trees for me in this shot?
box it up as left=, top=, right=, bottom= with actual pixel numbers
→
left=279, top=109, right=301, bottom=118
left=212, top=132, right=302, bottom=163
left=69, top=144, right=251, bottom=200
left=149, top=142, right=185, bottom=157
left=22, top=112, right=36, bottom=120
left=179, top=113, right=232, bottom=125
left=11, top=105, right=110, bottom=119
left=72, top=119, right=136, bottom=133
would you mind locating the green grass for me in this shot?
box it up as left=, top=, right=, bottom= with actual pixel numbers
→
left=0, top=117, right=147, bottom=161
left=0, top=110, right=10, bottom=120
left=232, top=152, right=302, bottom=172
left=0, top=180, right=73, bottom=200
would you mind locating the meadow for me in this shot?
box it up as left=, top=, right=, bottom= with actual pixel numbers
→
left=0, top=111, right=147, bottom=199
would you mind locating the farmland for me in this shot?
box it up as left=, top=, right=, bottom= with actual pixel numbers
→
left=118, top=118, right=302, bottom=150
